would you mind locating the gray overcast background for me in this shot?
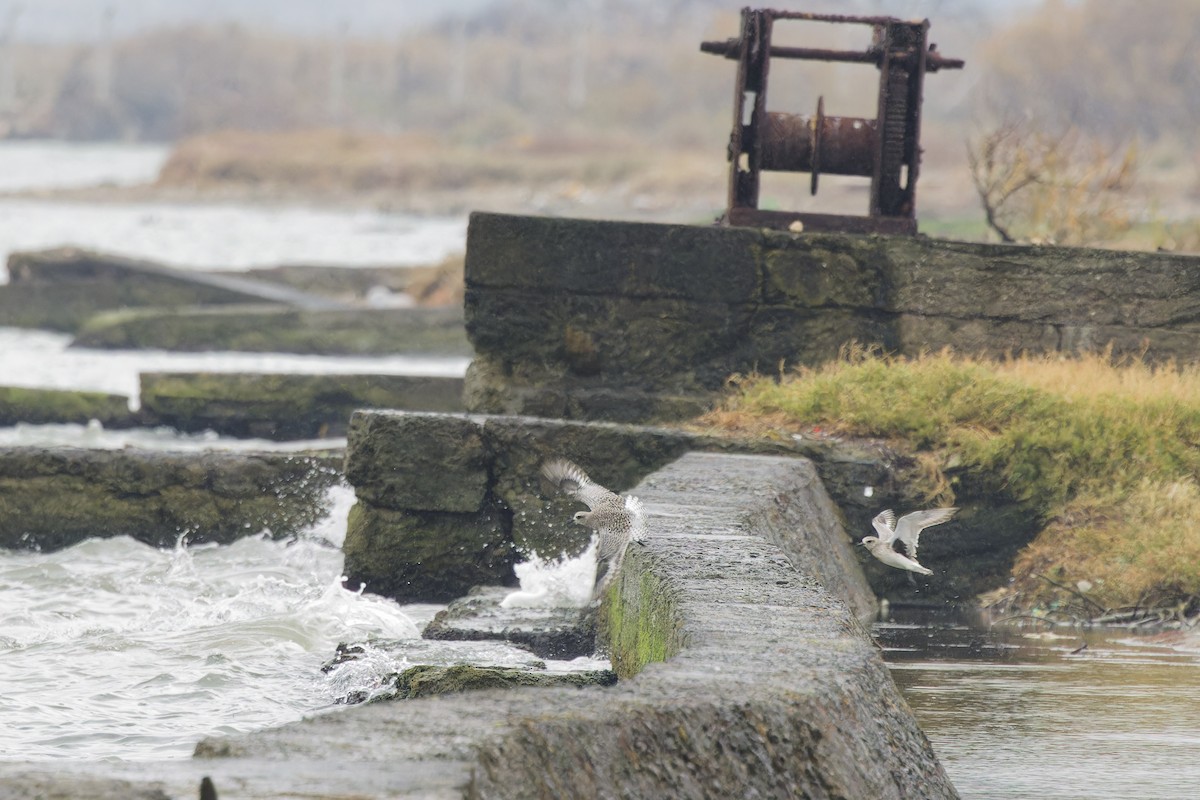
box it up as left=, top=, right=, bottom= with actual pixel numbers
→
left=2, top=0, right=1034, bottom=42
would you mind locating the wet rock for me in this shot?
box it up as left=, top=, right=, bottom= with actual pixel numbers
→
left=341, top=411, right=696, bottom=602
left=139, top=372, right=464, bottom=440
left=341, top=501, right=515, bottom=602
left=421, top=586, right=596, bottom=660
left=0, top=446, right=341, bottom=551
left=321, top=638, right=556, bottom=705
left=345, top=411, right=488, bottom=513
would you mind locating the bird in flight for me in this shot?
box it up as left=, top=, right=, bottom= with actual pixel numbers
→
left=859, top=507, right=958, bottom=576
left=540, top=458, right=645, bottom=604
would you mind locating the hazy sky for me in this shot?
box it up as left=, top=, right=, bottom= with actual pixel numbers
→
left=2, top=0, right=1040, bottom=42
left=0, top=0, right=495, bottom=41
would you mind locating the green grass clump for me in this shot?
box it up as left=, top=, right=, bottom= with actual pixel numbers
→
left=702, top=347, right=1200, bottom=611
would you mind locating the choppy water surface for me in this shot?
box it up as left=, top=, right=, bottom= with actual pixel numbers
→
left=0, top=142, right=579, bottom=768
left=878, top=608, right=1200, bottom=800
left=0, top=486, right=421, bottom=760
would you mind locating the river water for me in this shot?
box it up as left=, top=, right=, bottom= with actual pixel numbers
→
left=878, top=608, right=1200, bottom=800
left=1, top=142, right=1197, bottom=797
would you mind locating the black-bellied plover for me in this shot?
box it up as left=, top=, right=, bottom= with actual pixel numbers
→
left=859, top=507, right=958, bottom=575
left=541, top=458, right=645, bottom=603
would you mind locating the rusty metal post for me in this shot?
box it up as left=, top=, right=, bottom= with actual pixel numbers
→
left=701, top=8, right=963, bottom=234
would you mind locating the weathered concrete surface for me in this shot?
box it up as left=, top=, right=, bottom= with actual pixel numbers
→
left=147, top=451, right=951, bottom=799
left=0, top=773, right=171, bottom=800
left=241, top=263, right=420, bottom=300
left=344, top=410, right=1034, bottom=606
left=0, top=446, right=341, bottom=551
left=464, top=211, right=1200, bottom=422
left=343, top=498, right=516, bottom=602
left=1, top=247, right=346, bottom=331
left=139, top=372, right=465, bottom=440
left=342, top=411, right=695, bottom=602
left=73, top=304, right=471, bottom=356
left=0, top=385, right=135, bottom=427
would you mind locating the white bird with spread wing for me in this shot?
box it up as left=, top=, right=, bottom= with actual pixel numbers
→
left=540, top=458, right=645, bottom=603
left=859, top=507, right=958, bottom=576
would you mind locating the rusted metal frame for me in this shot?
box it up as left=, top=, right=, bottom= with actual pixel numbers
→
left=707, top=8, right=961, bottom=234
left=868, top=23, right=890, bottom=217
left=728, top=8, right=773, bottom=213
left=903, top=20, right=930, bottom=219
left=700, top=39, right=961, bottom=72
left=764, top=10, right=908, bottom=26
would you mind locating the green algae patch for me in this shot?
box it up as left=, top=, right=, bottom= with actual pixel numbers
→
left=699, top=347, right=1200, bottom=615
left=392, top=665, right=616, bottom=700
left=603, top=553, right=685, bottom=679
left=0, top=386, right=133, bottom=427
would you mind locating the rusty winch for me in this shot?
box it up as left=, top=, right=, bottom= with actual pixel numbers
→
left=701, top=8, right=963, bottom=234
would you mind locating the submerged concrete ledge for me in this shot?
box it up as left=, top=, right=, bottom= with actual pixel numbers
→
left=139, top=372, right=466, bottom=439
left=164, top=451, right=954, bottom=799
left=0, top=446, right=341, bottom=551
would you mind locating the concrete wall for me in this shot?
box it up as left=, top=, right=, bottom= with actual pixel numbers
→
left=341, top=410, right=695, bottom=602
left=463, top=211, right=1200, bottom=422
left=159, top=450, right=953, bottom=800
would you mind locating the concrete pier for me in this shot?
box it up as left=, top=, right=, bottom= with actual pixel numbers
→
left=0, top=449, right=955, bottom=799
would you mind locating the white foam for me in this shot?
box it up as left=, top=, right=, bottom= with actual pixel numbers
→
left=501, top=539, right=598, bottom=609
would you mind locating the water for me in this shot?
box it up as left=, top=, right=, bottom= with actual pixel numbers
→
left=0, top=326, right=471, bottom=408
left=501, top=541, right=599, bottom=609
left=878, top=609, right=1200, bottom=800
left=0, top=421, right=347, bottom=452
left=0, top=485, right=422, bottom=761
left=0, top=140, right=467, bottom=282
left=0, top=140, right=168, bottom=192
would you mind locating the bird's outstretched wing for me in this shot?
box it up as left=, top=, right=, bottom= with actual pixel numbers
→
left=540, top=458, right=619, bottom=511
left=894, top=507, right=958, bottom=561
left=871, top=509, right=898, bottom=545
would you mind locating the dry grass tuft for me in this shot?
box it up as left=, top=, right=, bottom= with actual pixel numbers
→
left=696, top=347, right=1200, bottom=610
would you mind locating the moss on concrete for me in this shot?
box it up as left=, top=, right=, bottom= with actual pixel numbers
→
left=0, top=386, right=134, bottom=427
left=602, top=552, right=685, bottom=680
left=464, top=211, right=1200, bottom=424
left=392, top=664, right=616, bottom=700
left=0, top=447, right=341, bottom=551
left=140, top=372, right=464, bottom=440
